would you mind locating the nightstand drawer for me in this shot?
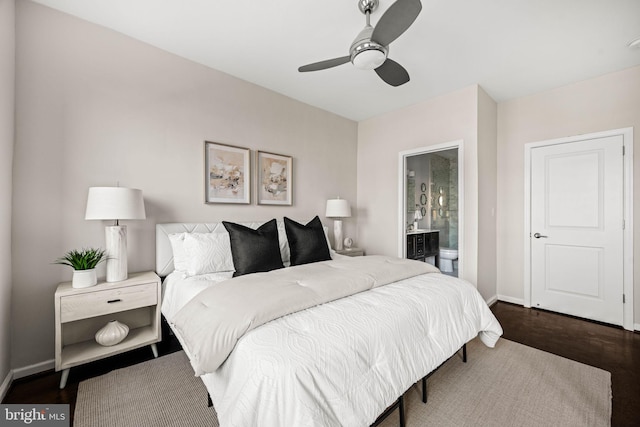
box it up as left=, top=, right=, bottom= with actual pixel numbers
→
left=60, top=282, right=157, bottom=323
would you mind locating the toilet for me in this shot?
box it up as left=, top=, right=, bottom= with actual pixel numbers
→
left=439, top=248, right=458, bottom=273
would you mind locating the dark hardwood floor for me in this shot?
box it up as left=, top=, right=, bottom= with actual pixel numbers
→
left=3, top=302, right=639, bottom=426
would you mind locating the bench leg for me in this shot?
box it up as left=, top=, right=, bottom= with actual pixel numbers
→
left=399, top=395, right=405, bottom=427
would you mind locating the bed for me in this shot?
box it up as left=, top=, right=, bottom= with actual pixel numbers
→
left=156, top=218, right=503, bottom=427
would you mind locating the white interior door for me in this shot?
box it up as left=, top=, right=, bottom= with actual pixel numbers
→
left=530, top=135, right=624, bottom=326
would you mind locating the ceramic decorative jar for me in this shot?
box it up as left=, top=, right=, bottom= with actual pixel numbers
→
left=95, top=320, right=129, bottom=346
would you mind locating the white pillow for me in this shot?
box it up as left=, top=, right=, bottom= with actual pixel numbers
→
left=323, top=225, right=337, bottom=258
left=276, top=220, right=291, bottom=267
left=168, top=233, right=189, bottom=272
left=183, top=232, right=235, bottom=276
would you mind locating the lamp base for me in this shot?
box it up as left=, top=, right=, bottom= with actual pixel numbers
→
left=333, top=220, right=344, bottom=251
left=105, top=225, right=128, bottom=282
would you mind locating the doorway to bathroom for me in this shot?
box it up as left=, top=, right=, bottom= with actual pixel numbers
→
left=398, top=141, right=463, bottom=278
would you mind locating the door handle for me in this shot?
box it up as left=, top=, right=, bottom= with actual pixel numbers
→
left=533, top=233, right=548, bottom=239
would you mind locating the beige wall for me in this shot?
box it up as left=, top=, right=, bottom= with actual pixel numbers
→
left=0, top=0, right=15, bottom=393
left=357, top=85, right=487, bottom=291
left=12, top=1, right=357, bottom=370
left=477, top=88, right=498, bottom=301
left=497, top=65, right=640, bottom=323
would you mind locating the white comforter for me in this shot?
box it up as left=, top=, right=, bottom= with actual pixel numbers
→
left=172, top=256, right=441, bottom=375
left=163, top=259, right=502, bottom=427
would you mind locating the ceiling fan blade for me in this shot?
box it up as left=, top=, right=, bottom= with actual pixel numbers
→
left=298, top=56, right=351, bottom=72
left=371, top=0, right=422, bottom=47
left=375, top=59, right=410, bottom=87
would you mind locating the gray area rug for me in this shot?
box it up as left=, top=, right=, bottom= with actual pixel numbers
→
left=74, top=338, right=611, bottom=427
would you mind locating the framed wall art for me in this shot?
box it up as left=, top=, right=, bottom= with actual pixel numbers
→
left=256, top=151, right=292, bottom=205
left=204, top=141, right=250, bottom=204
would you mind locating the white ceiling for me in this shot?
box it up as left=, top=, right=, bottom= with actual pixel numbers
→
left=31, top=0, right=640, bottom=121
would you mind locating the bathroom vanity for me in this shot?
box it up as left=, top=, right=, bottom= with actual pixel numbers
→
left=406, top=229, right=439, bottom=267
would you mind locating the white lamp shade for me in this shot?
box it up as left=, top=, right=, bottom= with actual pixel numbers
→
left=85, top=187, right=146, bottom=220
left=325, top=199, right=351, bottom=218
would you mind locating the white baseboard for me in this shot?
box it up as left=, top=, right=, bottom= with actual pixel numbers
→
left=497, top=295, right=525, bottom=306
left=12, top=359, right=54, bottom=380
left=485, top=295, right=498, bottom=306
left=635, top=323, right=640, bottom=332
left=0, top=369, right=13, bottom=402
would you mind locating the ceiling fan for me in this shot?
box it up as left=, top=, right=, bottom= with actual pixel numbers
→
left=298, top=0, right=422, bottom=87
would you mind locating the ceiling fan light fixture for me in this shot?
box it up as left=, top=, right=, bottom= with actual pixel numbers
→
left=297, top=0, right=421, bottom=86
left=352, top=49, right=386, bottom=69
left=351, top=40, right=387, bottom=70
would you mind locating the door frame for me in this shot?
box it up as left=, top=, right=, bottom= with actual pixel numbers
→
left=523, top=127, right=634, bottom=331
left=397, top=140, right=464, bottom=276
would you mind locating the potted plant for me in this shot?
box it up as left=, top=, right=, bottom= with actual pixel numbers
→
left=54, top=248, right=107, bottom=288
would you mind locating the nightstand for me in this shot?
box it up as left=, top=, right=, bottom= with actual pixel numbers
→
left=54, top=271, right=161, bottom=389
left=335, top=248, right=364, bottom=257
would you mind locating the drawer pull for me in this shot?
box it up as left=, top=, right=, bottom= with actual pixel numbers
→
left=107, top=299, right=122, bottom=304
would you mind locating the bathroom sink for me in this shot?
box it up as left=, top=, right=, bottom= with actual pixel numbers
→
left=407, top=228, right=432, bottom=234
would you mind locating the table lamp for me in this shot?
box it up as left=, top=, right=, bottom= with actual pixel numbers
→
left=85, top=187, right=146, bottom=282
left=325, top=198, right=351, bottom=251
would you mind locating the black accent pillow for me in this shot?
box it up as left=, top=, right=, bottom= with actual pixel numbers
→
left=222, top=219, right=284, bottom=277
left=284, top=216, right=332, bottom=266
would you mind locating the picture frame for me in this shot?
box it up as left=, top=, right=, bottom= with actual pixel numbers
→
left=204, top=141, right=250, bottom=204
left=256, top=151, right=292, bottom=205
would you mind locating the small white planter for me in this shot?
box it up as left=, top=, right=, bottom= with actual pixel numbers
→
left=72, top=269, right=97, bottom=288
left=95, top=320, right=129, bottom=347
